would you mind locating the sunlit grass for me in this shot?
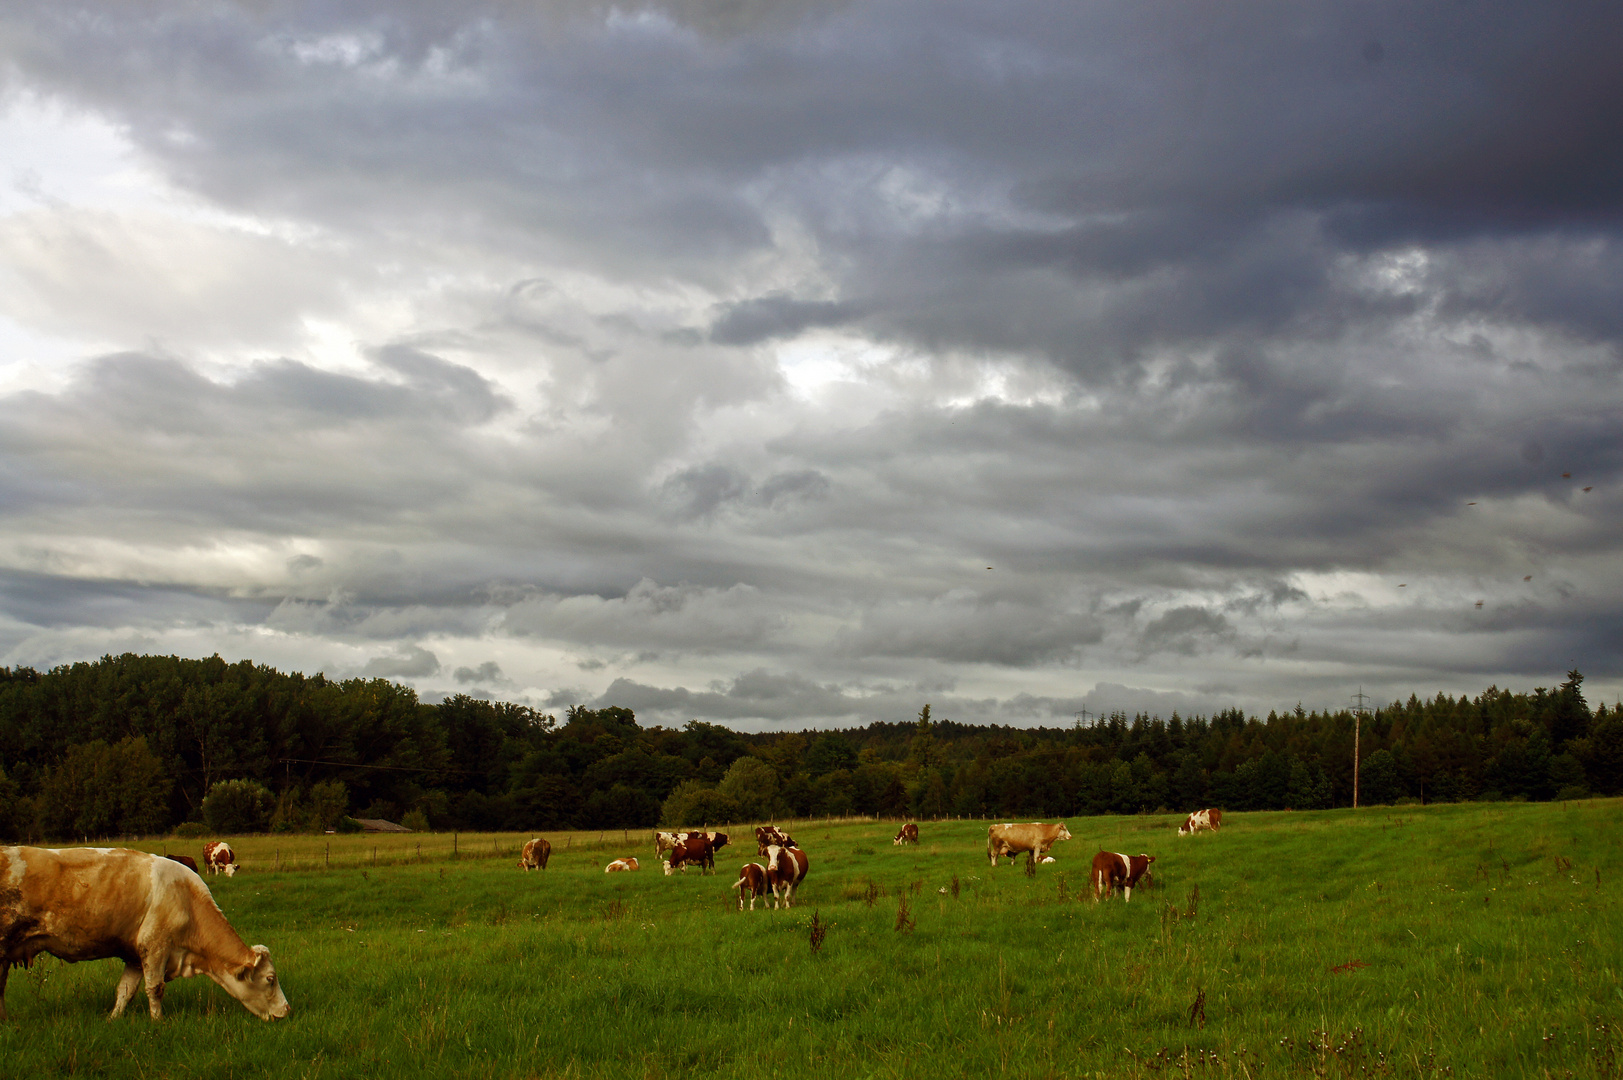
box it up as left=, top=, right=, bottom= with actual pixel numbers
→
left=5, top=801, right=1621, bottom=1077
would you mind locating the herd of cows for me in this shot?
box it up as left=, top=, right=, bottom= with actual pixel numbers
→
left=0, top=807, right=1223, bottom=1024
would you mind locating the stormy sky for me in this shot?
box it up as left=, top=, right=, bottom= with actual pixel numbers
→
left=1, top=1, right=1619, bottom=728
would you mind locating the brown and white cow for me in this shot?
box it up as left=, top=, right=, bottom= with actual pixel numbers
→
left=1091, top=851, right=1156, bottom=902
left=164, top=854, right=200, bottom=873
left=663, top=835, right=714, bottom=875
left=605, top=857, right=639, bottom=873
left=202, top=841, right=237, bottom=877
left=986, top=822, right=1072, bottom=866
left=893, top=823, right=920, bottom=846
left=1177, top=808, right=1223, bottom=836
left=0, top=846, right=290, bottom=1021
left=731, top=863, right=769, bottom=910
left=518, top=837, right=551, bottom=871
left=754, top=825, right=797, bottom=855
left=657, top=831, right=729, bottom=859
left=763, top=843, right=809, bottom=908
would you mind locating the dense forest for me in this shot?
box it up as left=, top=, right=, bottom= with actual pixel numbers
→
left=0, top=654, right=1617, bottom=841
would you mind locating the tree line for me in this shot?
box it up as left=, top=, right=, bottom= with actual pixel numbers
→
left=0, top=653, right=1617, bottom=841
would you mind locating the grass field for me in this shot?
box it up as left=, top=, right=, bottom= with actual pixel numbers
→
left=3, top=801, right=1621, bottom=1078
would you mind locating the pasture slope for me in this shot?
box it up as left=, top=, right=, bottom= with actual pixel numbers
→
left=2, top=801, right=1619, bottom=1079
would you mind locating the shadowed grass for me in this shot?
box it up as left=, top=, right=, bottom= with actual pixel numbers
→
left=4, top=801, right=1620, bottom=1077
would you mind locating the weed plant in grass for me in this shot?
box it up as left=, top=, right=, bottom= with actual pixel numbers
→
left=2, top=801, right=1620, bottom=1078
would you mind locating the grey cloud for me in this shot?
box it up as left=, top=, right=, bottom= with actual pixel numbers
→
left=835, top=596, right=1103, bottom=667
left=453, top=660, right=505, bottom=684
left=708, top=294, right=859, bottom=346
left=1139, top=607, right=1235, bottom=657
left=1, top=2, right=1621, bottom=717
left=362, top=643, right=440, bottom=677
left=502, top=580, right=786, bottom=652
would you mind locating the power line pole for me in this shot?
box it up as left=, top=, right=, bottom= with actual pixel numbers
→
left=1349, top=687, right=1372, bottom=809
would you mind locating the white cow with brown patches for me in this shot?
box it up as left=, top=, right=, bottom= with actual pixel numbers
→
left=763, top=844, right=809, bottom=909
left=0, top=846, right=290, bottom=1021
left=201, top=840, right=237, bottom=877
left=1177, top=808, right=1223, bottom=836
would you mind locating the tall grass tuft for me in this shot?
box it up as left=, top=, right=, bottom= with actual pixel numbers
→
left=808, top=909, right=826, bottom=954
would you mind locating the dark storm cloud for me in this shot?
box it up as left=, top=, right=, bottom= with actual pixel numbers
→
left=2, top=1, right=1621, bottom=721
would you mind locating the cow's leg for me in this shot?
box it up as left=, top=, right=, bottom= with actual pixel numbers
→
left=1124, top=885, right=1132, bottom=903
left=110, top=963, right=143, bottom=1018
left=139, top=954, right=167, bottom=1020
left=0, top=961, right=9, bottom=1021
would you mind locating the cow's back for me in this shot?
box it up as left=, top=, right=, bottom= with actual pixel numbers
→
left=1, top=847, right=177, bottom=966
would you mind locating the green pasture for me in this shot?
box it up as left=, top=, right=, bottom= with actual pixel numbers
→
left=4, top=801, right=1621, bottom=1078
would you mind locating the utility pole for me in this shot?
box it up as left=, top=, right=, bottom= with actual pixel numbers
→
left=1350, top=687, right=1372, bottom=809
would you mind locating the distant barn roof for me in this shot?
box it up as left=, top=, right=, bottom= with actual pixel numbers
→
left=354, top=818, right=412, bottom=832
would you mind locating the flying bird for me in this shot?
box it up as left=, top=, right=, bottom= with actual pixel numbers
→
left=1466, top=501, right=1477, bottom=505
left=1475, top=600, right=1484, bottom=608
left=1562, top=472, right=1572, bottom=478
left=1398, top=583, right=1406, bottom=587
left=1524, top=575, right=1533, bottom=581
left=1583, top=486, right=1593, bottom=492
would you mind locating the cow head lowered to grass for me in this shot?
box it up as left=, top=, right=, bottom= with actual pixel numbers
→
left=0, top=846, right=290, bottom=1021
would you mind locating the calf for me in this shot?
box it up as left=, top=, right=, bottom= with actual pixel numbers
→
left=663, top=836, right=714, bottom=875
left=754, top=825, right=797, bottom=856
left=0, top=846, right=290, bottom=1021
left=893, top=823, right=919, bottom=845
left=202, top=841, right=237, bottom=877
left=605, top=857, right=639, bottom=873
left=763, top=843, right=809, bottom=908
left=1091, top=851, right=1156, bottom=902
left=165, top=854, right=200, bottom=873
left=1177, top=808, right=1223, bottom=836
left=518, top=837, right=551, bottom=871
left=732, top=863, right=769, bottom=910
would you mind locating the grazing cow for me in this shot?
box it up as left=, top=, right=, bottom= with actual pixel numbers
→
left=605, top=857, right=639, bottom=873
left=202, top=841, right=237, bottom=877
left=893, top=823, right=920, bottom=846
left=1091, top=851, right=1156, bottom=902
left=986, top=822, right=1072, bottom=866
left=518, top=837, right=551, bottom=871
left=732, top=863, right=769, bottom=910
left=0, top=846, right=290, bottom=1021
left=763, top=844, right=809, bottom=908
left=663, top=835, right=714, bottom=876
left=164, top=855, right=200, bottom=873
left=1177, top=808, right=1223, bottom=836
left=754, top=825, right=797, bottom=856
